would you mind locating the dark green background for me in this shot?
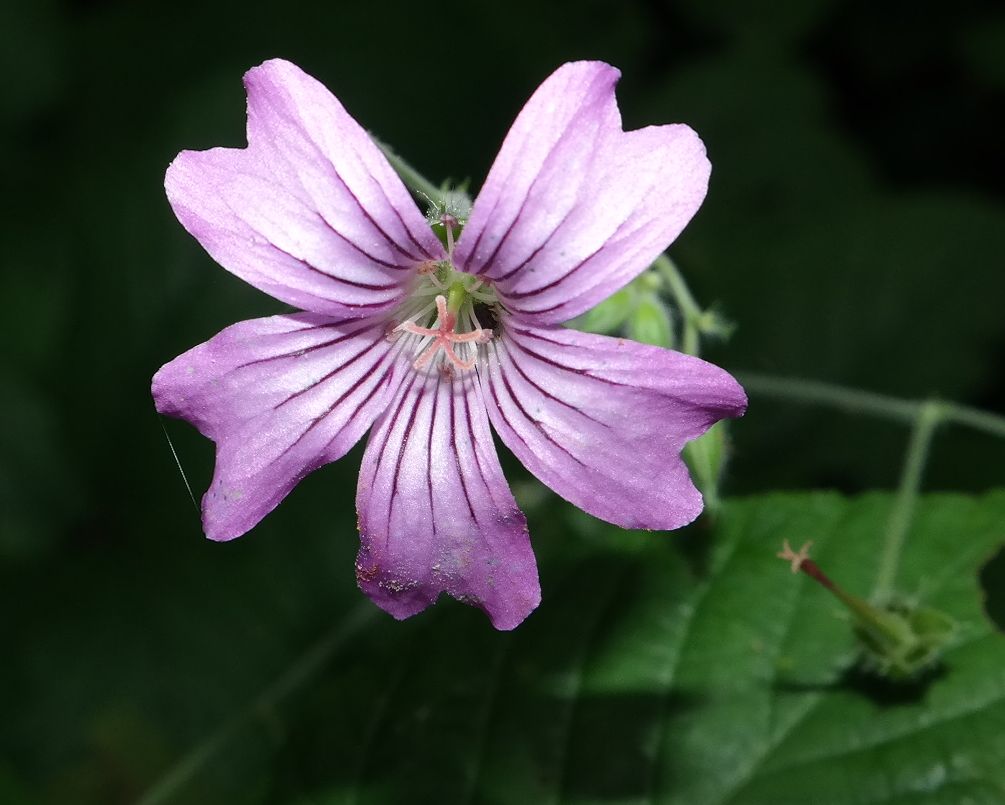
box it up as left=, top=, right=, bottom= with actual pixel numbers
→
left=2, top=0, right=1003, bottom=802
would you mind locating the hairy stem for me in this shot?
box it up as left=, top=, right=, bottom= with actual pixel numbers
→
left=736, top=372, right=920, bottom=423
left=873, top=401, right=943, bottom=601
left=653, top=254, right=702, bottom=356
left=736, top=372, right=1005, bottom=439
left=737, top=372, right=1005, bottom=600
left=944, top=403, right=1005, bottom=439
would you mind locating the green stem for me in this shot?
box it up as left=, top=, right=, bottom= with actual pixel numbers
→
left=873, top=401, right=943, bottom=601
left=944, top=403, right=1005, bottom=439
left=136, top=604, right=377, bottom=805
left=373, top=136, right=444, bottom=205
left=736, top=371, right=1005, bottom=439
left=653, top=254, right=702, bottom=355
left=737, top=372, right=923, bottom=424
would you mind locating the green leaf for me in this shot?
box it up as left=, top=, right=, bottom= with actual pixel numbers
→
left=6, top=482, right=1005, bottom=803
left=251, top=491, right=1003, bottom=804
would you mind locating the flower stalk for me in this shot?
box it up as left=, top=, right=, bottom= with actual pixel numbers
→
left=873, top=400, right=943, bottom=601
left=778, top=540, right=956, bottom=680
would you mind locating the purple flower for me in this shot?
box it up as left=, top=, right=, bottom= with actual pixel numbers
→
left=153, top=59, right=747, bottom=630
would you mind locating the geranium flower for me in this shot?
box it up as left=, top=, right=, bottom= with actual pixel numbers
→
left=153, top=59, right=746, bottom=629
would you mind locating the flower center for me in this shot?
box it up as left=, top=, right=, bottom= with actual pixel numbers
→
left=390, top=215, right=499, bottom=376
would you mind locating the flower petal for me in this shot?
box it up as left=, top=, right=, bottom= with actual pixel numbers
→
left=355, top=369, right=540, bottom=630
left=165, top=59, right=443, bottom=318
left=153, top=314, right=403, bottom=541
left=480, top=324, right=747, bottom=530
left=454, top=61, right=710, bottom=325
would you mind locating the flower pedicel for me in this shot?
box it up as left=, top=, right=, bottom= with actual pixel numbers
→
left=153, top=59, right=747, bottom=629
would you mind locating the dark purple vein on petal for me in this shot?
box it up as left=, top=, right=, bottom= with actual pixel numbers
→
left=214, top=190, right=401, bottom=310
left=465, top=81, right=609, bottom=277
left=272, top=343, right=398, bottom=463
left=317, top=337, right=410, bottom=458
left=503, top=205, right=655, bottom=313
left=460, top=374, right=495, bottom=502
left=388, top=203, right=439, bottom=260
left=310, top=214, right=413, bottom=272
left=370, top=371, right=420, bottom=488
left=469, top=197, right=525, bottom=280
left=502, top=327, right=628, bottom=388
left=488, top=343, right=587, bottom=469
left=332, top=179, right=423, bottom=264
left=233, top=321, right=373, bottom=371
left=353, top=151, right=439, bottom=262
left=502, top=242, right=605, bottom=300
left=450, top=374, right=479, bottom=523
left=496, top=338, right=610, bottom=428
left=271, top=236, right=399, bottom=284
left=388, top=376, right=428, bottom=533
left=425, top=373, right=441, bottom=537
left=460, top=373, right=512, bottom=522
left=482, top=363, right=536, bottom=462
left=510, top=326, right=726, bottom=412
left=272, top=336, right=385, bottom=410
left=490, top=204, right=578, bottom=284
left=334, top=122, right=438, bottom=262
left=253, top=89, right=423, bottom=266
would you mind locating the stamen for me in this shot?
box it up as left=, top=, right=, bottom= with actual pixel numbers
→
left=468, top=306, right=484, bottom=332
left=417, top=260, right=447, bottom=290
left=392, top=299, right=438, bottom=335
left=396, top=294, right=493, bottom=374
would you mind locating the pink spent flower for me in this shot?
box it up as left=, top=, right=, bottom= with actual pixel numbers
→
left=153, top=59, right=747, bottom=630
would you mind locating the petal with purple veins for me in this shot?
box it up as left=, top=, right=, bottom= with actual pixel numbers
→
left=165, top=59, right=444, bottom=318
left=355, top=369, right=540, bottom=630
left=454, top=61, right=710, bottom=325
left=153, top=313, right=404, bottom=541
left=480, top=324, right=747, bottom=530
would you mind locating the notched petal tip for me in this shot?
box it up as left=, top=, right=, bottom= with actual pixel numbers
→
left=355, top=548, right=541, bottom=631
left=150, top=356, right=203, bottom=429
left=483, top=325, right=743, bottom=533
left=245, top=56, right=285, bottom=74
left=552, top=59, right=621, bottom=84
left=728, top=378, right=750, bottom=419
left=455, top=58, right=714, bottom=325
left=164, top=57, right=439, bottom=318
left=691, top=361, right=748, bottom=424
left=154, top=315, right=402, bottom=547
left=242, top=56, right=301, bottom=87
left=354, top=371, right=542, bottom=631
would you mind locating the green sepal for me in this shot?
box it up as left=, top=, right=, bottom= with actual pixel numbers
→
left=627, top=292, right=675, bottom=348
left=684, top=421, right=727, bottom=512
left=569, top=287, right=636, bottom=335
left=853, top=596, right=958, bottom=681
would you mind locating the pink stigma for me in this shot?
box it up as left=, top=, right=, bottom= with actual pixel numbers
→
left=397, top=295, right=492, bottom=372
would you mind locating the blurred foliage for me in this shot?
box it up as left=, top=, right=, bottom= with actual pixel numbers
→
left=8, top=491, right=1005, bottom=804
left=1, top=0, right=1004, bottom=802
